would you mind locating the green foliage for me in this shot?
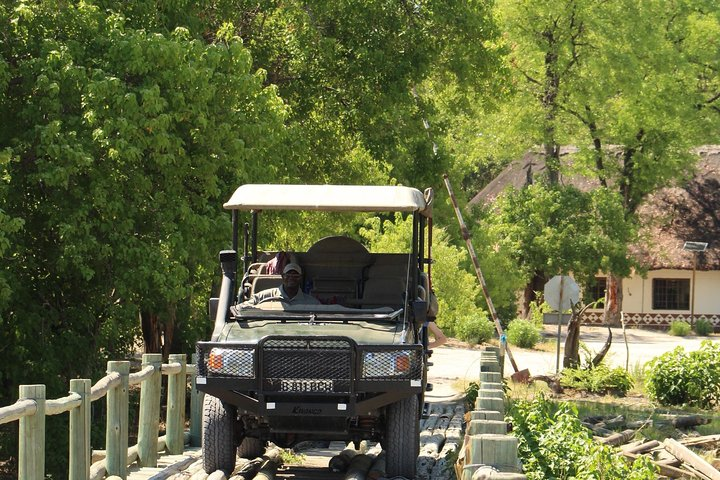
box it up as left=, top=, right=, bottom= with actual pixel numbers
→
left=280, top=448, right=306, bottom=465
left=645, top=341, right=720, bottom=409
left=455, top=315, right=495, bottom=345
left=506, top=319, right=541, bottom=349
left=669, top=320, right=692, bottom=337
left=466, top=0, right=717, bottom=325
left=464, top=381, right=480, bottom=411
left=360, top=214, right=491, bottom=339
left=480, top=185, right=637, bottom=289
left=0, top=3, right=286, bottom=474
left=694, top=318, right=713, bottom=336
left=509, top=395, right=657, bottom=480
left=560, top=364, right=634, bottom=396
left=528, top=298, right=552, bottom=327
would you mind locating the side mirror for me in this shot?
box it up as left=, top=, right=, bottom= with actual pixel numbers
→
left=208, top=298, right=219, bottom=322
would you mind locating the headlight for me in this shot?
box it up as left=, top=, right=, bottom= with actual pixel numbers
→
left=362, top=350, right=413, bottom=378
left=207, top=348, right=254, bottom=378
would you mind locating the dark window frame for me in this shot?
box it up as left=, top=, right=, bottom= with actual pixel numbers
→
left=652, top=278, right=690, bottom=310
left=589, top=277, right=607, bottom=304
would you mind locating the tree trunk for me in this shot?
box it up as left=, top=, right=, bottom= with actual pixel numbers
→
left=604, top=274, right=623, bottom=327
left=141, top=311, right=162, bottom=354
left=161, top=305, right=176, bottom=360
left=564, top=313, right=581, bottom=369
left=522, top=273, right=547, bottom=319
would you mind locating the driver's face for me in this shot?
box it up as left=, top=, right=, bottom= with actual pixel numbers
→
left=282, top=270, right=301, bottom=288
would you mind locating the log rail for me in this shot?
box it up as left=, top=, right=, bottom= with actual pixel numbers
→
left=0, top=353, right=203, bottom=480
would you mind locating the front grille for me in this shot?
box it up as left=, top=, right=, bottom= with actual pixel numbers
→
left=261, top=338, right=353, bottom=393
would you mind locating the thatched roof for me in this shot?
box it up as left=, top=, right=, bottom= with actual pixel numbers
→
left=634, top=147, right=720, bottom=271
left=468, top=146, right=720, bottom=271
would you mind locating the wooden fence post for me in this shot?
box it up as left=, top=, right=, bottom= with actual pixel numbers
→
left=166, top=353, right=187, bottom=454
left=106, top=361, right=129, bottom=479
left=138, top=353, right=162, bottom=467
left=69, top=379, right=91, bottom=480
left=190, top=353, right=204, bottom=447
left=19, top=384, right=45, bottom=480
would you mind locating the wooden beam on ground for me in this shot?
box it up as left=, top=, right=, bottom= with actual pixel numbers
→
left=598, top=429, right=635, bottom=446
left=622, top=451, right=698, bottom=479
left=663, top=438, right=720, bottom=480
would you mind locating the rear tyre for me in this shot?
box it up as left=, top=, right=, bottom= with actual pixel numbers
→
left=383, top=395, right=420, bottom=478
left=202, top=395, right=237, bottom=474
left=237, top=436, right=265, bottom=459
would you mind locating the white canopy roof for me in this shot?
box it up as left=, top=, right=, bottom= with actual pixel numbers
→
left=224, top=184, right=430, bottom=215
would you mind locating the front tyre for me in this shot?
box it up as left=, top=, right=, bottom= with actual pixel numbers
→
left=202, top=395, right=237, bottom=474
left=383, top=395, right=420, bottom=478
left=237, top=436, right=265, bottom=459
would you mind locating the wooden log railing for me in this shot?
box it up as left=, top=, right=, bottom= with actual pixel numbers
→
left=0, top=353, right=204, bottom=480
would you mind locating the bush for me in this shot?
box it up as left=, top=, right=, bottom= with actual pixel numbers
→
left=507, top=319, right=541, bottom=348
left=695, top=318, right=713, bottom=336
left=528, top=297, right=552, bottom=327
left=464, top=381, right=479, bottom=411
left=560, top=364, right=633, bottom=396
left=645, top=341, right=720, bottom=408
left=669, top=320, right=691, bottom=336
left=455, top=315, right=495, bottom=344
left=509, top=395, right=657, bottom=479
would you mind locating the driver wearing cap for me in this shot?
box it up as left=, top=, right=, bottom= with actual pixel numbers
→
left=243, top=262, right=320, bottom=306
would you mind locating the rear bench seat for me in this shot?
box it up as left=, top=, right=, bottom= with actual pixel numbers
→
left=241, top=238, right=412, bottom=310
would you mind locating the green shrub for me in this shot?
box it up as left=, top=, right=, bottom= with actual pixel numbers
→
left=528, top=297, right=552, bottom=327
left=645, top=341, right=720, bottom=408
left=695, top=318, right=713, bottom=336
left=455, top=315, right=495, bottom=344
left=509, top=395, right=657, bottom=479
left=464, top=381, right=479, bottom=411
left=560, top=364, right=633, bottom=396
left=669, top=320, right=691, bottom=336
left=507, top=319, right=541, bottom=348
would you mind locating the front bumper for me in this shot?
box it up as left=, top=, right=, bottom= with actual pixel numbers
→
left=195, top=335, right=424, bottom=416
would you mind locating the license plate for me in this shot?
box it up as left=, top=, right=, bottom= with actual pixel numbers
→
left=280, top=378, right=333, bottom=392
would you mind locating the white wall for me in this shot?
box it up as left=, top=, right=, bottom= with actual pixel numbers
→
left=591, top=269, right=720, bottom=316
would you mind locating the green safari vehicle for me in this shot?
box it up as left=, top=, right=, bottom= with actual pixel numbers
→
left=195, top=184, right=437, bottom=477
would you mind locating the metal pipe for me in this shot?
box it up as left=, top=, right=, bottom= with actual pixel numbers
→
left=251, top=211, right=259, bottom=262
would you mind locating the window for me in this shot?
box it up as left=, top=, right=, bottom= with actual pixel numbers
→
left=589, top=277, right=607, bottom=303
left=652, top=279, right=690, bottom=310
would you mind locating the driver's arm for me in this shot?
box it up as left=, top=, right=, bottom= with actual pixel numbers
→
left=240, top=287, right=279, bottom=306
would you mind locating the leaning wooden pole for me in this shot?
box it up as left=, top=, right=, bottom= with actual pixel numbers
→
left=443, top=174, right=527, bottom=380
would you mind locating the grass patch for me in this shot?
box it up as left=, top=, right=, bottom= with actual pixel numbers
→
left=280, top=449, right=306, bottom=465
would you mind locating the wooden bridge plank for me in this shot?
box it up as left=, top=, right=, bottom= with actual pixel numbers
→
left=127, top=447, right=201, bottom=480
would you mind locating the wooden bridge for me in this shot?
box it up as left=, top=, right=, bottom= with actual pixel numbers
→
left=0, top=353, right=205, bottom=480
left=0, top=351, right=453, bottom=480
left=0, top=347, right=520, bottom=480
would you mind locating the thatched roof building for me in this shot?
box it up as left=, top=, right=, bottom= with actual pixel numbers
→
left=468, top=146, right=720, bottom=271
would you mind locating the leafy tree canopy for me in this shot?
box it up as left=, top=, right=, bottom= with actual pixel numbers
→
left=359, top=213, right=490, bottom=338
left=477, top=184, right=637, bottom=290
left=0, top=1, right=286, bottom=389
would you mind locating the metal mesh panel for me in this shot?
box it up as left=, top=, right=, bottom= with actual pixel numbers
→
left=197, top=343, right=255, bottom=378
left=360, top=349, right=423, bottom=380
left=262, top=338, right=352, bottom=393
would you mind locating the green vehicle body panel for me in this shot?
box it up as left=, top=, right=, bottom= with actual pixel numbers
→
left=216, top=319, right=404, bottom=344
